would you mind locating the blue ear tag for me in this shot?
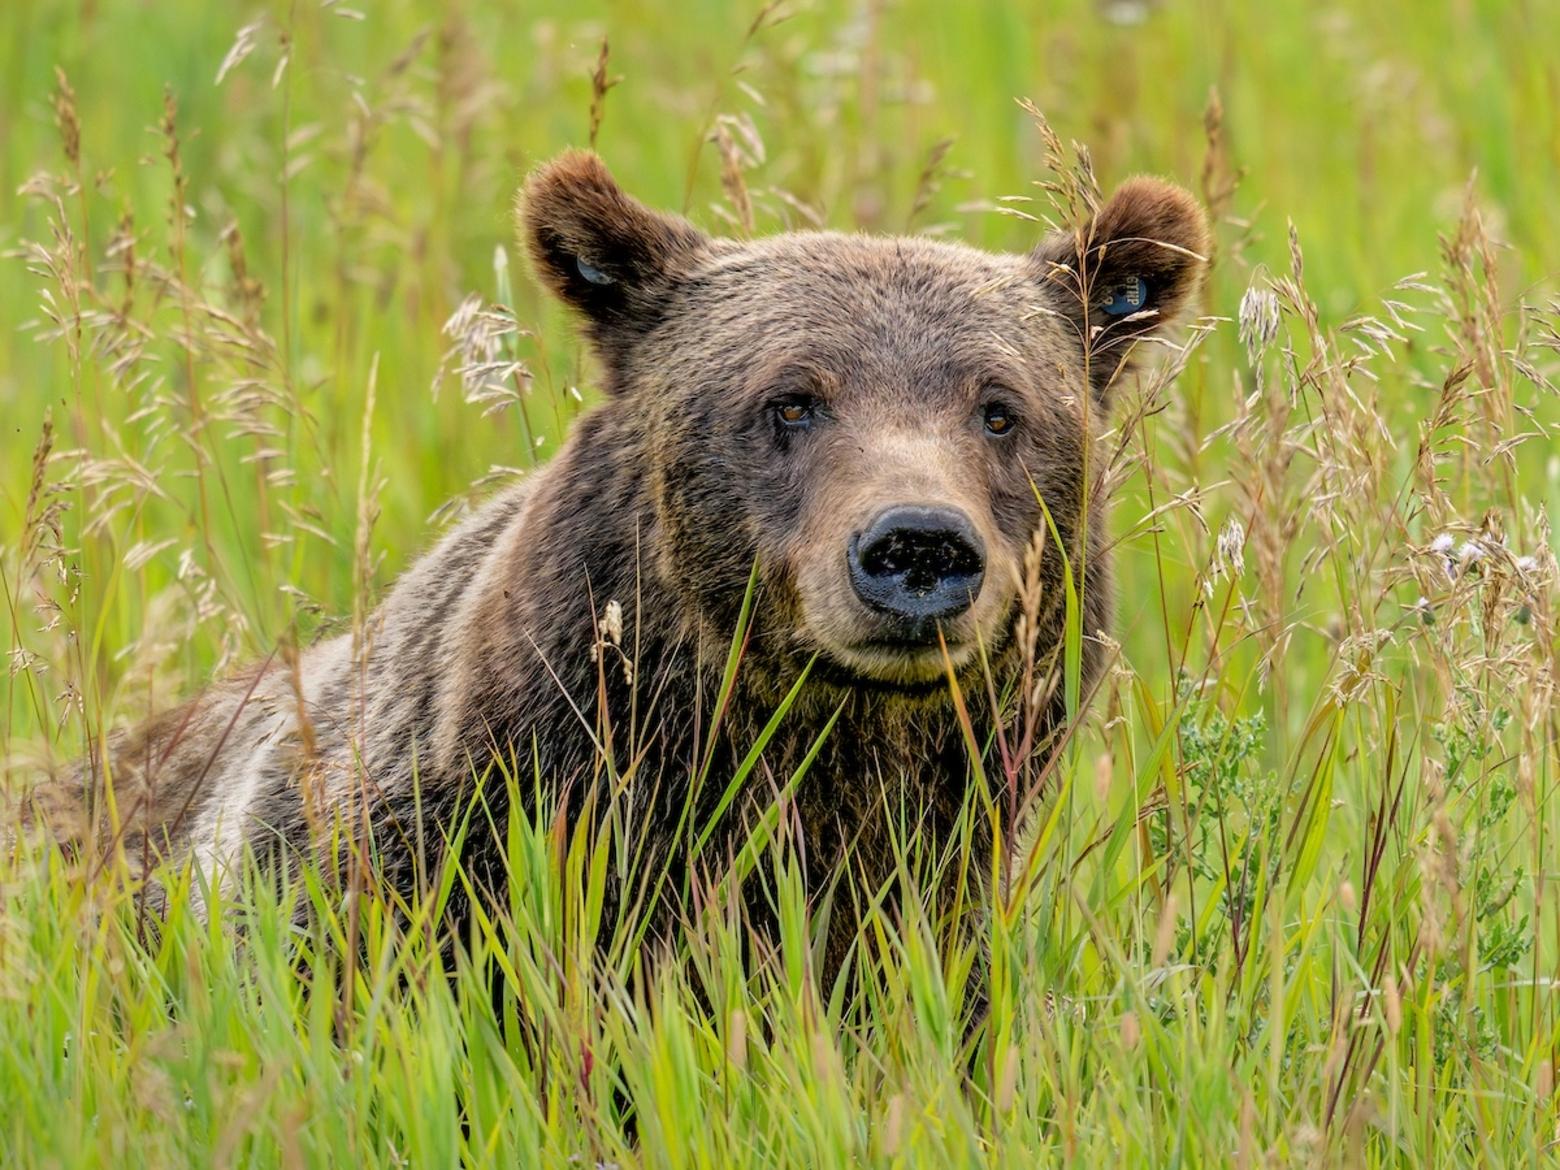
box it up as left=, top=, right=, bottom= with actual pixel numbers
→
left=1100, top=276, right=1147, bottom=316
left=576, top=256, right=614, bottom=286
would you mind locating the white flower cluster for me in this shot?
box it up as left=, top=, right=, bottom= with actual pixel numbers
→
left=589, top=598, right=634, bottom=684
left=1414, top=528, right=1547, bottom=626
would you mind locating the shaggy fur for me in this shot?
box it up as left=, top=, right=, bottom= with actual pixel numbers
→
left=32, top=151, right=1207, bottom=976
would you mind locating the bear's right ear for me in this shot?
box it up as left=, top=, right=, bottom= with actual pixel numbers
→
left=519, top=151, right=708, bottom=368
left=1032, top=177, right=1209, bottom=407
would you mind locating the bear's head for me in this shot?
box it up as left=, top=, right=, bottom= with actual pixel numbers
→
left=521, top=152, right=1206, bottom=695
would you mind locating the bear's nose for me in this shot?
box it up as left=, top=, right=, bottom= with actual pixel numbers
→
left=848, top=505, right=986, bottom=633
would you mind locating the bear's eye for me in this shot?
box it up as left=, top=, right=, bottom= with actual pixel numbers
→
left=983, top=402, right=1017, bottom=437
left=773, top=396, right=817, bottom=430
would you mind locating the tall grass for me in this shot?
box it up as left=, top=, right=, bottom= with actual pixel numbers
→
left=2, top=1, right=1558, bottom=1165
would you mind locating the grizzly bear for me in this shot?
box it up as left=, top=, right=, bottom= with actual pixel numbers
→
left=33, top=151, right=1206, bottom=980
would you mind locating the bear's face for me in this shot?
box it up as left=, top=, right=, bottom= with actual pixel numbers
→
left=522, top=153, right=1206, bottom=692
left=629, top=236, right=1085, bottom=690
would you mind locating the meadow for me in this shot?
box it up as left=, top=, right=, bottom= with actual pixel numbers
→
left=2, top=0, right=1559, bottom=1165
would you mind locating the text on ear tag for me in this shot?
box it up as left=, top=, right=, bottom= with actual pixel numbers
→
left=1100, top=275, right=1148, bottom=316
left=576, top=256, right=614, bottom=286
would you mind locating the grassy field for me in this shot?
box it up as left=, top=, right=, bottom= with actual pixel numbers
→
left=3, top=0, right=1559, bottom=1165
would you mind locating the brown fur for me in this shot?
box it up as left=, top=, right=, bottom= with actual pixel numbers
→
left=31, top=151, right=1206, bottom=978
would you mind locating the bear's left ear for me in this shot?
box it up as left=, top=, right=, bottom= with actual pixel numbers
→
left=1033, top=177, right=1209, bottom=405
left=519, top=150, right=709, bottom=373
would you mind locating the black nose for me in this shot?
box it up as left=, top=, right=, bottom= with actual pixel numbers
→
left=848, top=505, right=986, bottom=631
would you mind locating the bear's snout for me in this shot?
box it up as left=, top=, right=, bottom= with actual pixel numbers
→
left=847, top=505, right=986, bottom=638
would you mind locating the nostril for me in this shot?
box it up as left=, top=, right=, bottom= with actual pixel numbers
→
left=859, top=528, right=982, bottom=592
